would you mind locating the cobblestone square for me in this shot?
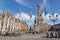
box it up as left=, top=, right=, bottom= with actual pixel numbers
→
left=0, top=33, right=60, bottom=40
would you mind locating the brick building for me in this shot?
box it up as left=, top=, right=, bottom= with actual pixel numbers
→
left=20, top=21, right=28, bottom=32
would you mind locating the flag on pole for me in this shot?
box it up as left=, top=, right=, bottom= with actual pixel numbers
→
left=44, top=0, right=48, bottom=16
left=30, top=9, right=32, bottom=19
left=44, top=6, right=48, bottom=16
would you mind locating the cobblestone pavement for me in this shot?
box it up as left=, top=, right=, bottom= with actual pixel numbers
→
left=0, top=33, right=60, bottom=40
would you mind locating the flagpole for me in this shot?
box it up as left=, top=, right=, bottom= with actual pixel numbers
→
left=44, top=0, right=48, bottom=16
left=44, top=0, right=48, bottom=32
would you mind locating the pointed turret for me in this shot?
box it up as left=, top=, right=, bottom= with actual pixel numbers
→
left=18, top=10, right=22, bottom=20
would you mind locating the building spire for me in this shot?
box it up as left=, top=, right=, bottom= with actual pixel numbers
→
left=5, top=10, right=11, bottom=16
left=18, top=10, right=22, bottom=20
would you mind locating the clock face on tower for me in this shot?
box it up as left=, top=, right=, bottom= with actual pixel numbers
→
left=40, top=14, right=42, bottom=16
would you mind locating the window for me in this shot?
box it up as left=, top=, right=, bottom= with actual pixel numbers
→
left=40, top=23, right=42, bottom=25
left=1, top=22, right=3, bottom=26
left=15, top=19, right=17, bottom=22
left=40, top=14, right=41, bottom=16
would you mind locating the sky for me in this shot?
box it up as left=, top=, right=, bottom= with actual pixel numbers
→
left=0, top=0, right=60, bottom=25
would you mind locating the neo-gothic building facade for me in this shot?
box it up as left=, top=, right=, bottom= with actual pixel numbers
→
left=0, top=10, right=21, bottom=33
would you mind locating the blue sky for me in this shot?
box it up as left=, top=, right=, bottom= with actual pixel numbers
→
left=0, top=0, right=60, bottom=25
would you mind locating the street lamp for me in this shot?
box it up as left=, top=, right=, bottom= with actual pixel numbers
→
left=34, top=17, right=37, bottom=32
left=34, top=17, right=37, bottom=24
left=49, top=13, right=58, bottom=31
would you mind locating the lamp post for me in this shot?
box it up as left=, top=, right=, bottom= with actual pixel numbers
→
left=34, top=17, right=37, bottom=30
left=33, top=17, right=37, bottom=34
left=34, top=17, right=37, bottom=24
left=49, top=13, right=58, bottom=31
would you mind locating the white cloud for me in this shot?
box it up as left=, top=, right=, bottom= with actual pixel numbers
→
left=43, top=13, right=60, bottom=25
left=15, top=12, right=35, bottom=25
left=45, top=14, right=50, bottom=19
left=43, top=13, right=60, bottom=20
left=58, top=15, right=60, bottom=19
left=15, top=12, right=60, bottom=25
left=15, top=12, right=35, bottom=20
left=15, top=13, right=19, bottom=18
left=42, top=12, right=51, bottom=20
